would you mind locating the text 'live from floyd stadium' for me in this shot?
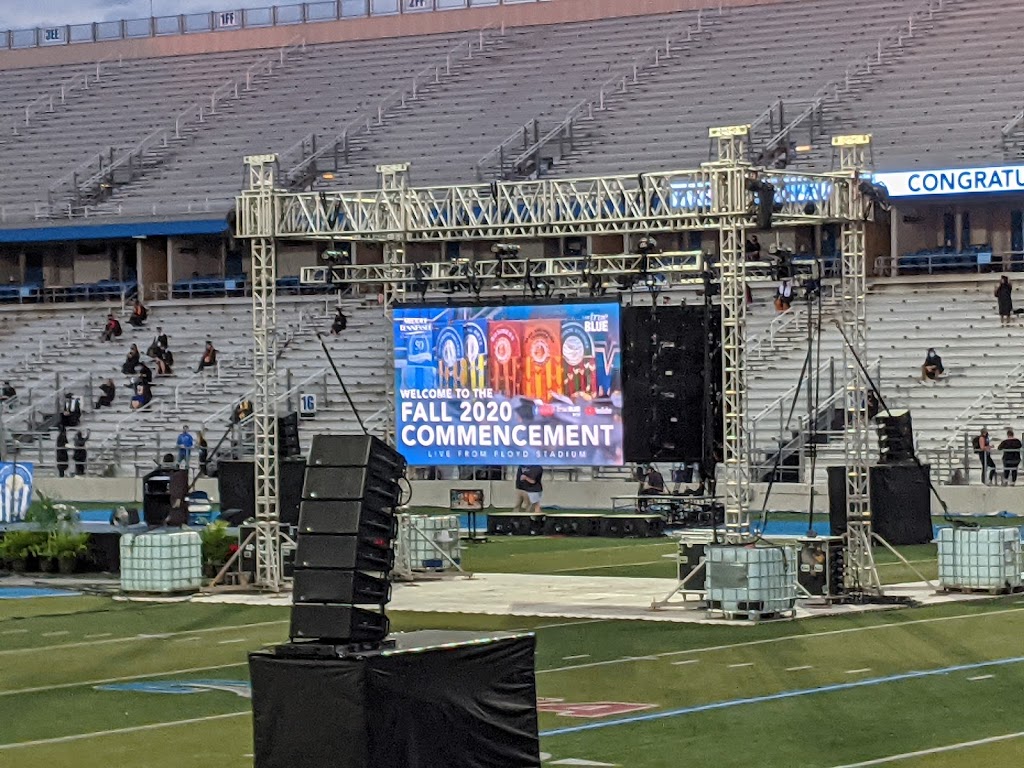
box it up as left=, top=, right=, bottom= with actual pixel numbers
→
left=392, top=301, right=623, bottom=466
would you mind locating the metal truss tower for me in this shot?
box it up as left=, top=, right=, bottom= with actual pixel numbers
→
left=239, top=155, right=282, bottom=591
left=833, top=135, right=879, bottom=593
left=708, top=126, right=752, bottom=541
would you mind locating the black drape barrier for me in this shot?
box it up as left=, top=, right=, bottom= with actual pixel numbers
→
left=250, top=632, right=540, bottom=768
left=827, top=464, right=933, bottom=545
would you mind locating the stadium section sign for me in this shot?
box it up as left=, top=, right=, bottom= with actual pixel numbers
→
left=874, top=165, right=1024, bottom=197
left=393, top=301, right=623, bottom=466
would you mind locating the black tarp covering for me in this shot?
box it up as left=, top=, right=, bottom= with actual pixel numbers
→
left=250, top=632, right=541, bottom=768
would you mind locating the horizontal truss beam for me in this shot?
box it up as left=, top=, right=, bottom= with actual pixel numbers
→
left=239, top=168, right=857, bottom=242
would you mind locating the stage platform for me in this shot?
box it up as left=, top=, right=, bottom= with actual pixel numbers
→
left=191, top=572, right=998, bottom=625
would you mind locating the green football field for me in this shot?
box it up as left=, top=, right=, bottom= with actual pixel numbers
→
left=2, top=571, right=1023, bottom=767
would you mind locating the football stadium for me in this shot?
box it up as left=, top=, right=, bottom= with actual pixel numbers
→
left=1, top=0, right=1024, bottom=766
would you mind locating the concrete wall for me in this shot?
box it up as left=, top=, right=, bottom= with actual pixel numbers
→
left=168, top=236, right=223, bottom=281
left=73, top=248, right=111, bottom=284
left=0, top=0, right=791, bottom=71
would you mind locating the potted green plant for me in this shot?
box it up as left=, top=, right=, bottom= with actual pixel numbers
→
left=49, top=531, right=90, bottom=575
left=31, top=536, right=57, bottom=573
left=0, top=530, right=47, bottom=572
left=200, top=520, right=234, bottom=578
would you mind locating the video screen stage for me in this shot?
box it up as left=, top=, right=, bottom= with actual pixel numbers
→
left=393, top=301, right=623, bottom=466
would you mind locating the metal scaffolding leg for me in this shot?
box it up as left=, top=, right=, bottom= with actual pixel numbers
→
left=719, top=221, right=750, bottom=541
left=709, top=131, right=753, bottom=542
left=835, top=138, right=879, bottom=594
left=245, top=156, right=282, bottom=591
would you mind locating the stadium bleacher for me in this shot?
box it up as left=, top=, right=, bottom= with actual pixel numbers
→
left=0, top=0, right=1021, bottom=483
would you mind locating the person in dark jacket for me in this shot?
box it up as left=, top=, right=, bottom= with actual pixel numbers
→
left=330, top=308, right=348, bottom=335
left=96, top=378, right=116, bottom=409
left=122, top=344, right=141, bottom=375
left=101, top=313, right=122, bottom=342
left=975, top=428, right=997, bottom=485
left=196, top=341, right=218, bottom=373
left=73, top=430, right=90, bottom=476
left=127, top=299, right=148, bottom=328
left=198, top=432, right=209, bottom=476
left=998, top=429, right=1022, bottom=485
left=56, top=427, right=69, bottom=478
left=920, top=348, right=944, bottom=383
left=995, top=275, right=1013, bottom=327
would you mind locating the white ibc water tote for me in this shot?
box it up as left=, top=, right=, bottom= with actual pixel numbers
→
left=705, top=544, right=798, bottom=619
left=120, top=530, right=203, bottom=593
left=938, top=527, right=1022, bottom=591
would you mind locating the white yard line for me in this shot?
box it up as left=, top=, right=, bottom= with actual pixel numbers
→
left=830, top=731, right=1024, bottom=767
left=845, top=668, right=872, bottom=674
left=671, top=659, right=699, bottom=666
left=0, top=662, right=248, bottom=697
left=728, top=662, right=755, bottom=668
left=216, top=638, right=249, bottom=645
left=786, top=665, right=814, bottom=671
left=967, top=674, right=994, bottom=681
left=537, top=606, right=1024, bottom=674
left=550, top=561, right=663, bottom=573
left=0, top=620, right=287, bottom=656
left=0, top=711, right=251, bottom=750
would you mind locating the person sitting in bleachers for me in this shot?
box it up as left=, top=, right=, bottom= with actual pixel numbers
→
left=775, top=279, right=794, bottom=312
left=127, top=299, right=148, bottom=328
left=102, top=313, right=122, bottom=343
left=137, top=361, right=154, bottom=386
left=155, top=348, right=174, bottom=376
left=232, top=397, right=254, bottom=423
left=121, top=344, right=141, bottom=375
left=195, top=340, right=218, bottom=373
left=330, top=307, right=348, bottom=335
left=96, top=378, right=116, bottom=409
left=130, top=383, right=151, bottom=411
left=744, top=235, right=762, bottom=260
left=920, top=348, right=945, bottom=384
left=0, top=381, right=15, bottom=403
left=147, top=327, right=169, bottom=358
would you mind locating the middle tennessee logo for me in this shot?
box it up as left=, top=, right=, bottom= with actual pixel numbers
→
left=96, top=680, right=252, bottom=698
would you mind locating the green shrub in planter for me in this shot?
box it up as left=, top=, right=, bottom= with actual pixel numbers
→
left=48, top=532, right=90, bottom=575
left=0, top=530, right=47, bottom=572
left=200, top=521, right=234, bottom=570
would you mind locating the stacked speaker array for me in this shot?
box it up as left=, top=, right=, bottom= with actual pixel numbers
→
left=290, top=435, right=406, bottom=646
left=875, top=408, right=915, bottom=463
left=621, top=305, right=721, bottom=463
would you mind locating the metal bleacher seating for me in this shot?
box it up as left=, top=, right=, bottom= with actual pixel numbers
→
left=0, top=296, right=389, bottom=475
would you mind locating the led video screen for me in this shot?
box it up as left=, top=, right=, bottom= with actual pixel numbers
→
left=393, top=301, right=623, bottom=466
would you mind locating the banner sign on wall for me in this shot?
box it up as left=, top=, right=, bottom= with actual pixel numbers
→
left=393, top=302, right=623, bottom=466
left=873, top=165, right=1024, bottom=198
left=0, top=462, right=33, bottom=523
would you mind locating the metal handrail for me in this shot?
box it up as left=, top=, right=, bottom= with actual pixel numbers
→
left=747, top=284, right=840, bottom=361
left=0, top=56, right=123, bottom=139
left=751, top=0, right=949, bottom=159
left=475, top=118, right=540, bottom=181
left=491, top=8, right=714, bottom=180
left=942, top=361, right=1024, bottom=449
left=48, top=37, right=305, bottom=207
left=284, top=27, right=496, bottom=187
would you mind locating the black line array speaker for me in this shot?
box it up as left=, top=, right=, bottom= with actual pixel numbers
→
left=278, top=412, right=301, bottom=458
left=875, top=408, right=915, bottom=464
left=291, top=435, right=407, bottom=645
left=621, top=305, right=721, bottom=463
